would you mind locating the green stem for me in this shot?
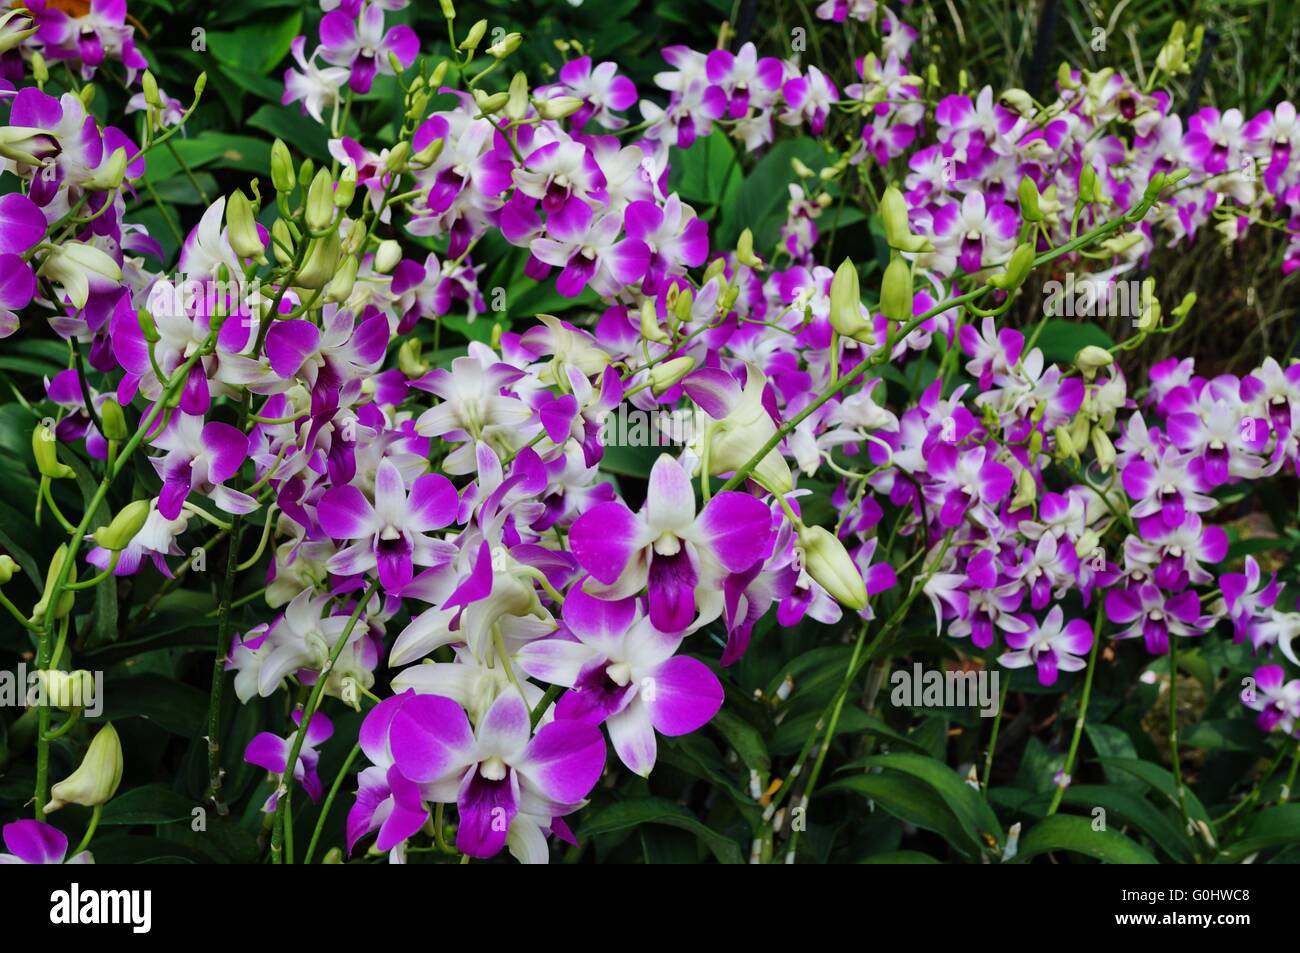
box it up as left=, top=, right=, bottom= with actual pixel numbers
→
left=303, top=742, right=360, bottom=864
left=1046, top=601, right=1105, bottom=814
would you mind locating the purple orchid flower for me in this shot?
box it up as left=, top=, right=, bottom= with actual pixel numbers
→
left=1105, top=582, right=1205, bottom=655
left=319, top=4, right=418, bottom=94
left=568, top=453, right=773, bottom=632
left=926, top=442, right=1015, bottom=527
left=388, top=690, right=605, bottom=859
left=0, top=820, right=92, bottom=865
left=999, top=605, right=1093, bottom=686
left=317, top=457, right=459, bottom=590
left=149, top=413, right=256, bottom=520
left=516, top=589, right=724, bottom=775
left=348, top=691, right=433, bottom=855
left=245, top=711, right=334, bottom=812
left=1241, top=664, right=1300, bottom=734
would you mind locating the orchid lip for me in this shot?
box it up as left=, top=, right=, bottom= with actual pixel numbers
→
left=479, top=756, right=507, bottom=781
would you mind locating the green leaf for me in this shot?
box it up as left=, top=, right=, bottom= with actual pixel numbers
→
left=102, top=785, right=197, bottom=826
left=1217, top=804, right=1300, bottom=863
left=1041, top=785, right=1196, bottom=863
left=823, top=772, right=980, bottom=860
left=101, top=674, right=208, bottom=737
left=860, top=752, right=1003, bottom=850
left=711, top=709, right=770, bottom=773
left=860, top=850, right=942, bottom=863
left=207, top=12, right=303, bottom=75
left=581, top=798, right=744, bottom=864
left=1014, top=815, right=1158, bottom=863
left=1182, top=719, right=1272, bottom=754
left=1033, top=320, right=1116, bottom=366
left=1096, top=757, right=1213, bottom=828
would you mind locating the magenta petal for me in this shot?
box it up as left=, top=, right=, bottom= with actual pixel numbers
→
left=265, top=319, right=322, bottom=379
left=3, top=820, right=67, bottom=865
left=562, top=588, right=637, bottom=645
left=521, top=718, right=606, bottom=803
left=643, top=655, right=723, bottom=736
left=317, top=484, right=377, bottom=539
left=389, top=694, right=474, bottom=783
left=244, top=732, right=289, bottom=773
left=568, top=500, right=641, bottom=584
left=456, top=771, right=517, bottom=859
left=0, top=194, right=47, bottom=255
left=201, top=421, right=248, bottom=484
left=696, top=491, right=773, bottom=572
left=406, top=473, right=458, bottom=531
left=0, top=255, right=36, bottom=311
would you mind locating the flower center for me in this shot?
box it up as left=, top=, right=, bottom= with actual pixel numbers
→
left=479, top=756, right=507, bottom=781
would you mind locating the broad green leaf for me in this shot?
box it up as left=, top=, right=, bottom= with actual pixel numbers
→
left=1014, top=814, right=1158, bottom=864
left=824, top=772, right=980, bottom=860
left=581, top=798, right=744, bottom=864
left=861, top=752, right=1003, bottom=849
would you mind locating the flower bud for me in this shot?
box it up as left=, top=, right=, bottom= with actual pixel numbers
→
left=640, top=298, right=670, bottom=344
left=225, top=189, right=266, bottom=263
left=506, top=71, right=529, bottom=122
left=704, top=367, right=793, bottom=495
left=987, top=242, right=1035, bottom=292
left=1074, top=345, right=1113, bottom=376
left=880, top=185, right=933, bottom=253
left=439, top=0, right=456, bottom=19
left=142, top=70, right=161, bottom=108
left=298, top=158, right=316, bottom=191
left=999, top=87, right=1034, bottom=116
left=271, top=219, right=296, bottom=266
left=1078, top=164, right=1100, bottom=205
left=459, top=19, right=487, bottom=53
left=879, top=255, right=913, bottom=323
left=798, top=524, right=868, bottom=611
left=534, top=96, right=583, bottom=120
left=136, top=305, right=159, bottom=344
left=1010, top=468, right=1037, bottom=509
left=325, top=254, right=359, bottom=303
left=1018, top=176, right=1042, bottom=222
left=1090, top=426, right=1116, bottom=470
left=47, top=723, right=123, bottom=812
left=1053, top=424, right=1077, bottom=462
left=650, top=357, right=695, bottom=396
left=791, top=157, right=814, bottom=178
left=31, top=50, right=48, bottom=84
left=397, top=338, right=428, bottom=378
left=374, top=240, right=402, bottom=274
left=334, top=164, right=357, bottom=208
left=93, top=499, right=150, bottom=551
left=736, top=228, right=763, bottom=270
left=0, top=555, right=18, bottom=585
left=295, top=231, right=342, bottom=289
left=38, top=670, right=96, bottom=711
left=85, top=147, right=127, bottom=191
left=271, top=139, right=295, bottom=193
left=305, top=168, right=336, bottom=232
left=472, top=89, right=510, bottom=116
left=385, top=142, right=410, bottom=174
left=38, top=242, right=121, bottom=309
left=31, top=544, right=75, bottom=625
left=32, top=424, right=74, bottom=479
left=0, top=125, right=60, bottom=165
left=487, top=32, right=522, bottom=58
left=828, top=258, right=874, bottom=343
left=411, top=137, right=445, bottom=168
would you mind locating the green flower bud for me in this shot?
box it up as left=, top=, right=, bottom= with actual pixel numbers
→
left=385, top=142, right=410, bottom=174
left=225, top=189, right=266, bottom=263
left=31, top=544, right=75, bottom=625
left=100, top=398, right=128, bottom=442
left=136, top=304, right=159, bottom=344
left=298, top=158, right=316, bottom=191
left=104, top=402, right=130, bottom=442
left=334, top=164, right=357, bottom=208
left=30, top=50, right=48, bottom=84
left=640, top=299, right=670, bottom=344
left=93, top=499, right=150, bottom=552
left=142, top=70, right=161, bottom=108
left=459, top=19, right=487, bottom=53
left=879, top=185, right=933, bottom=253
left=47, top=723, right=123, bottom=813
left=325, top=255, right=359, bottom=304
left=828, top=258, right=874, bottom=343
left=374, top=240, right=402, bottom=274
left=879, top=255, right=913, bottom=323
left=649, top=356, right=695, bottom=396
left=487, top=32, right=522, bottom=58
left=1091, top=426, right=1116, bottom=470
left=397, top=339, right=428, bottom=379
left=412, top=137, right=445, bottom=168
left=798, top=524, right=867, bottom=611
left=506, top=71, right=529, bottom=122
left=1018, top=176, right=1042, bottom=222
left=431, top=59, right=449, bottom=87
left=473, top=89, right=511, bottom=116
left=1010, top=467, right=1037, bottom=509
left=439, top=0, right=456, bottom=19
left=736, top=228, right=763, bottom=270
left=305, top=167, right=336, bottom=232
left=987, top=242, right=1035, bottom=291
left=271, top=219, right=296, bottom=267
left=38, top=669, right=97, bottom=712
left=0, top=554, right=18, bottom=585
left=1074, top=345, right=1114, bottom=376
left=534, top=96, right=583, bottom=120
left=84, top=146, right=127, bottom=191
left=1053, top=425, right=1077, bottom=463
left=271, top=139, right=295, bottom=193
left=32, top=424, right=74, bottom=480
left=295, top=231, right=342, bottom=290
